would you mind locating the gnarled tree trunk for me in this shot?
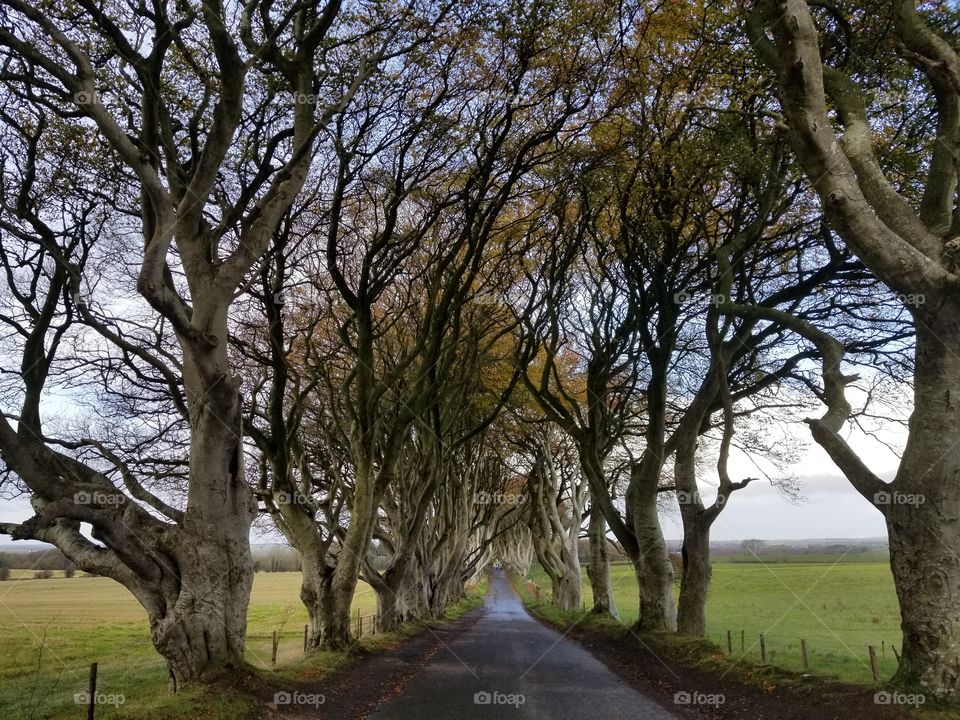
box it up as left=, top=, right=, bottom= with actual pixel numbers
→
left=586, top=505, right=618, bottom=618
left=371, top=556, right=430, bottom=633
left=886, top=317, right=960, bottom=692
left=626, top=457, right=677, bottom=632
left=676, top=515, right=711, bottom=637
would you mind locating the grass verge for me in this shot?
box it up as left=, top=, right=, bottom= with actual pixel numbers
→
left=511, top=573, right=953, bottom=720
left=2, top=575, right=487, bottom=720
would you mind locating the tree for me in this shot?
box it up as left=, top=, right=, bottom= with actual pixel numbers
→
left=510, top=421, right=585, bottom=611
left=746, top=0, right=960, bottom=697
left=0, top=0, right=389, bottom=688
left=247, top=0, right=621, bottom=648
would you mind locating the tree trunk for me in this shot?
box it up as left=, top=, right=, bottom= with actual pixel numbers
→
left=550, top=559, right=582, bottom=611
left=673, top=426, right=716, bottom=638
left=887, top=317, right=960, bottom=695
left=152, top=547, right=252, bottom=692
left=294, top=549, right=339, bottom=650
left=373, top=559, right=428, bottom=632
left=627, top=461, right=677, bottom=632
left=427, top=539, right=469, bottom=617
left=308, top=567, right=354, bottom=650
left=586, top=507, right=619, bottom=618
left=155, top=373, right=256, bottom=690
left=676, top=515, right=711, bottom=636
left=321, top=459, right=379, bottom=649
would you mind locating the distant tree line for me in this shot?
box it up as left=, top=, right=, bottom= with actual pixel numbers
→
left=0, top=549, right=77, bottom=573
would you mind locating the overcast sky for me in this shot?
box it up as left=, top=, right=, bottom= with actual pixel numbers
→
left=661, top=417, right=900, bottom=542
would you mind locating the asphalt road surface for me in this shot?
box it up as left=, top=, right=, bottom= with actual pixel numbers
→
left=367, top=568, right=677, bottom=719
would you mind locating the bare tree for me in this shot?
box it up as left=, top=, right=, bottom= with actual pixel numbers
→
left=0, top=0, right=393, bottom=687
left=746, top=0, right=960, bottom=696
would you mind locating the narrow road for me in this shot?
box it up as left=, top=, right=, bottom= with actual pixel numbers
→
left=367, top=569, right=676, bottom=719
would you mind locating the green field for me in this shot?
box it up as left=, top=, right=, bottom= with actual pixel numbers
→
left=0, top=571, right=378, bottom=719
left=527, top=560, right=902, bottom=686
left=1, top=559, right=903, bottom=718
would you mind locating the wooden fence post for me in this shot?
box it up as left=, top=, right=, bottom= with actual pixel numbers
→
left=87, top=662, right=98, bottom=720
left=727, top=630, right=732, bottom=655
left=801, top=639, right=809, bottom=671
left=741, top=629, right=745, bottom=654
left=760, top=634, right=766, bottom=663
left=869, top=645, right=881, bottom=683
left=272, top=630, right=279, bottom=665
left=303, top=625, right=308, bottom=654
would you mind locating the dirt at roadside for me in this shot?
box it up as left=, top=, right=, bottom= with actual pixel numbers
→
left=550, top=618, right=919, bottom=720
left=250, top=608, right=486, bottom=720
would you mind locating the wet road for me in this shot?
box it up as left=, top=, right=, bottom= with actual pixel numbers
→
left=367, top=568, right=676, bottom=719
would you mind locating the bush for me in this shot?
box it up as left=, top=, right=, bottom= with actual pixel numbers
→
left=0, top=567, right=9, bottom=581
left=34, top=569, right=54, bottom=579
left=64, top=567, right=76, bottom=578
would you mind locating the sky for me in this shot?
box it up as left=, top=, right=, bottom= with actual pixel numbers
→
left=661, top=418, right=899, bottom=542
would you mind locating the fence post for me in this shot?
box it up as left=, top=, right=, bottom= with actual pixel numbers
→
left=272, top=630, right=279, bottom=665
left=727, top=630, right=732, bottom=655
left=869, top=645, right=881, bottom=683
left=760, top=634, right=766, bottom=663
left=801, top=639, right=809, bottom=671
left=87, top=662, right=98, bottom=720
left=741, top=629, right=745, bottom=654
left=356, top=607, right=361, bottom=637
left=304, top=625, right=309, bottom=654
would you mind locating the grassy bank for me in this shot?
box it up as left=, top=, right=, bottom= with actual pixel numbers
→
left=525, top=560, right=901, bottom=685
left=0, top=571, right=485, bottom=719
left=512, top=570, right=951, bottom=719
